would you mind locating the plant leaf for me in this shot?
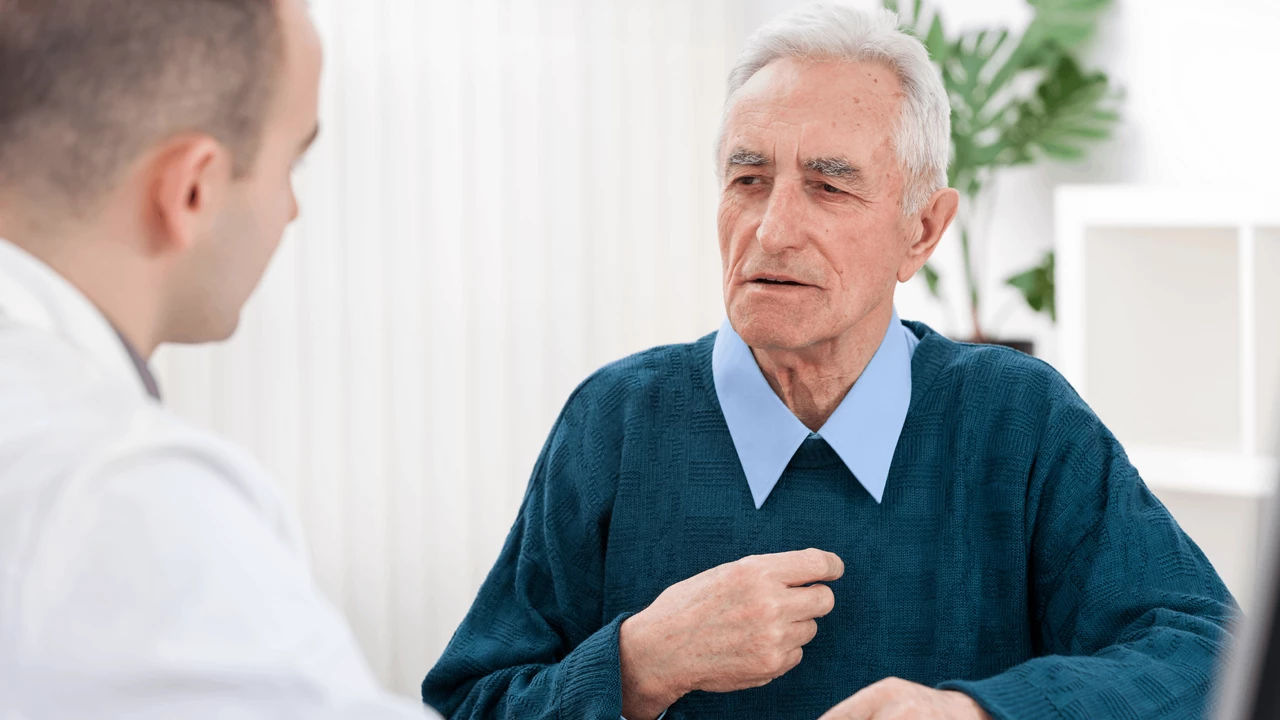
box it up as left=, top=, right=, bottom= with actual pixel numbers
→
left=922, top=262, right=942, bottom=298
left=924, top=14, right=949, bottom=64
left=907, top=0, right=1116, bottom=327
left=1006, top=251, right=1056, bottom=321
left=994, top=54, right=1120, bottom=167
left=1026, top=0, right=1112, bottom=53
left=977, top=0, right=1113, bottom=118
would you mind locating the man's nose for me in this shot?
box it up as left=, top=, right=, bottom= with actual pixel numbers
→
left=755, top=180, right=806, bottom=254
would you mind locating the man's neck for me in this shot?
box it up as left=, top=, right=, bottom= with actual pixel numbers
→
left=4, top=227, right=163, bottom=360
left=751, top=309, right=893, bottom=431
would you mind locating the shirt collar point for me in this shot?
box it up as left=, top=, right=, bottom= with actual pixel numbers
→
left=866, top=482, right=886, bottom=504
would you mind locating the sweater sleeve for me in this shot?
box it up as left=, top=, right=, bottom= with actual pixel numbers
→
left=422, top=383, right=626, bottom=719
left=939, top=376, right=1238, bottom=720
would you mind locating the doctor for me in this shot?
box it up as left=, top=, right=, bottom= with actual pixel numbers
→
left=0, top=0, right=436, bottom=717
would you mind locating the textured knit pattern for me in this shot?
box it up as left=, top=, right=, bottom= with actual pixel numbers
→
left=423, top=322, right=1237, bottom=719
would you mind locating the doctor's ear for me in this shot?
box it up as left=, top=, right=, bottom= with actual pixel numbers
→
left=147, top=134, right=233, bottom=256
left=897, top=187, right=959, bottom=283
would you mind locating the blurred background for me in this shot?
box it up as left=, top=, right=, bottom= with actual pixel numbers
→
left=151, top=0, right=1280, bottom=699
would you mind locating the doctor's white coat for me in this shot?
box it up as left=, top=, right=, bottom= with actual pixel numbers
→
left=0, top=238, right=436, bottom=719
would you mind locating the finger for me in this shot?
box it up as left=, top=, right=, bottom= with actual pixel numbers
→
left=783, top=582, right=836, bottom=620
left=750, top=646, right=805, bottom=688
left=816, top=693, right=869, bottom=720
left=779, top=646, right=804, bottom=677
left=768, top=548, right=845, bottom=586
left=783, top=618, right=819, bottom=648
left=816, top=678, right=894, bottom=720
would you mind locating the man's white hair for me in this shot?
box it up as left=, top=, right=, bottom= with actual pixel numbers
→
left=720, top=3, right=951, bottom=214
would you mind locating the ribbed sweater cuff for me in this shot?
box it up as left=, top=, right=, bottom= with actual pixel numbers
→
left=938, top=675, right=1063, bottom=720
left=560, top=612, right=633, bottom=718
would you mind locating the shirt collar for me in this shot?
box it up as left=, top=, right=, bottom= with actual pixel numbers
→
left=0, top=237, right=161, bottom=401
left=712, top=309, right=917, bottom=508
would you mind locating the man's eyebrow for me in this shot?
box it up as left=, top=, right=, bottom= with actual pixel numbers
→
left=804, top=156, right=858, bottom=179
left=725, top=148, right=770, bottom=172
left=298, top=124, right=320, bottom=154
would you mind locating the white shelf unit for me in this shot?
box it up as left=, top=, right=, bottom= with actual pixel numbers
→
left=1055, top=186, right=1280, bottom=608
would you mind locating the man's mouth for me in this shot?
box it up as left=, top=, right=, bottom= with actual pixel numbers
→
left=750, top=275, right=810, bottom=287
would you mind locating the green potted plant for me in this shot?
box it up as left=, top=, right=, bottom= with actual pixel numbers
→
left=886, top=0, right=1122, bottom=349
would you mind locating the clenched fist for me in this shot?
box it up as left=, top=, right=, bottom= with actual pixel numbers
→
left=618, top=548, right=844, bottom=719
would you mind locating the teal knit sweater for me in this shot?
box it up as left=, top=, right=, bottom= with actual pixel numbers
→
left=423, top=322, right=1236, bottom=719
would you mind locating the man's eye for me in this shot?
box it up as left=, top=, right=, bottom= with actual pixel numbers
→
left=734, top=176, right=760, bottom=186
left=821, top=183, right=843, bottom=194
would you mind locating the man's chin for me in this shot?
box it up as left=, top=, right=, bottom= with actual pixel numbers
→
left=166, top=312, right=240, bottom=346
left=729, top=308, right=821, bottom=351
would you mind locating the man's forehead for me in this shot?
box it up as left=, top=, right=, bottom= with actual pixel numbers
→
left=720, top=58, right=902, bottom=167
left=725, top=58, right=903, bottom=136
left=732, top=57, right=903, bottom=108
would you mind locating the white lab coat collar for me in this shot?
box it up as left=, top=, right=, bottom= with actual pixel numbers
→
left=0, top=237, right=153, bottom=401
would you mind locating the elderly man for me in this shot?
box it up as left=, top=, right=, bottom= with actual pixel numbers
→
left=423, top=4, right=1234, bottom=719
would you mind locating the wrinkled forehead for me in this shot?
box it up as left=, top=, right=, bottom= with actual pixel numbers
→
left=719, top=57, right=905, bottom=168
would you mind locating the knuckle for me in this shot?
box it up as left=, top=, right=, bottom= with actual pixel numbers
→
left=806, top=547, right=839, bottom=574
left=800, top=547, right=824, bottom=571
left=767, top=648, right=790, bottom=673
left=751, top=594, right=781, bottom=622
left=766, top=595, right=785, bottom=619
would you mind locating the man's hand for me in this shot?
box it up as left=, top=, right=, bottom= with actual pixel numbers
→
left=818, top=678, right=991, bottom=720
left=618, top=548, right=843, bottom=719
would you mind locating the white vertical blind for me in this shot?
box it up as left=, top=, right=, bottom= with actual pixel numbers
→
left=154, top=0, right=736, bottom=697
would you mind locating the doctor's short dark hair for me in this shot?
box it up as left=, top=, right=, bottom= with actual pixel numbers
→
left=0, top=0, right=282, bottom=212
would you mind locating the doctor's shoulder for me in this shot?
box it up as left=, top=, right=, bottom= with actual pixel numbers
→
left=0, top=336, right=304, bottom=569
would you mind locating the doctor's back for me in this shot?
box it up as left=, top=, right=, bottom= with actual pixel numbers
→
left=0, top=1, right=434, bottom=717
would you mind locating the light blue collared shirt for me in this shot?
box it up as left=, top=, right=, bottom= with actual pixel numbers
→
left=712, top=310, right=918, bottom=507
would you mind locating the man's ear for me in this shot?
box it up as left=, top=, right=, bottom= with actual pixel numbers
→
left=146, top=135, right=232, bottom=256
left=897, top=187, right=959, bottom=283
